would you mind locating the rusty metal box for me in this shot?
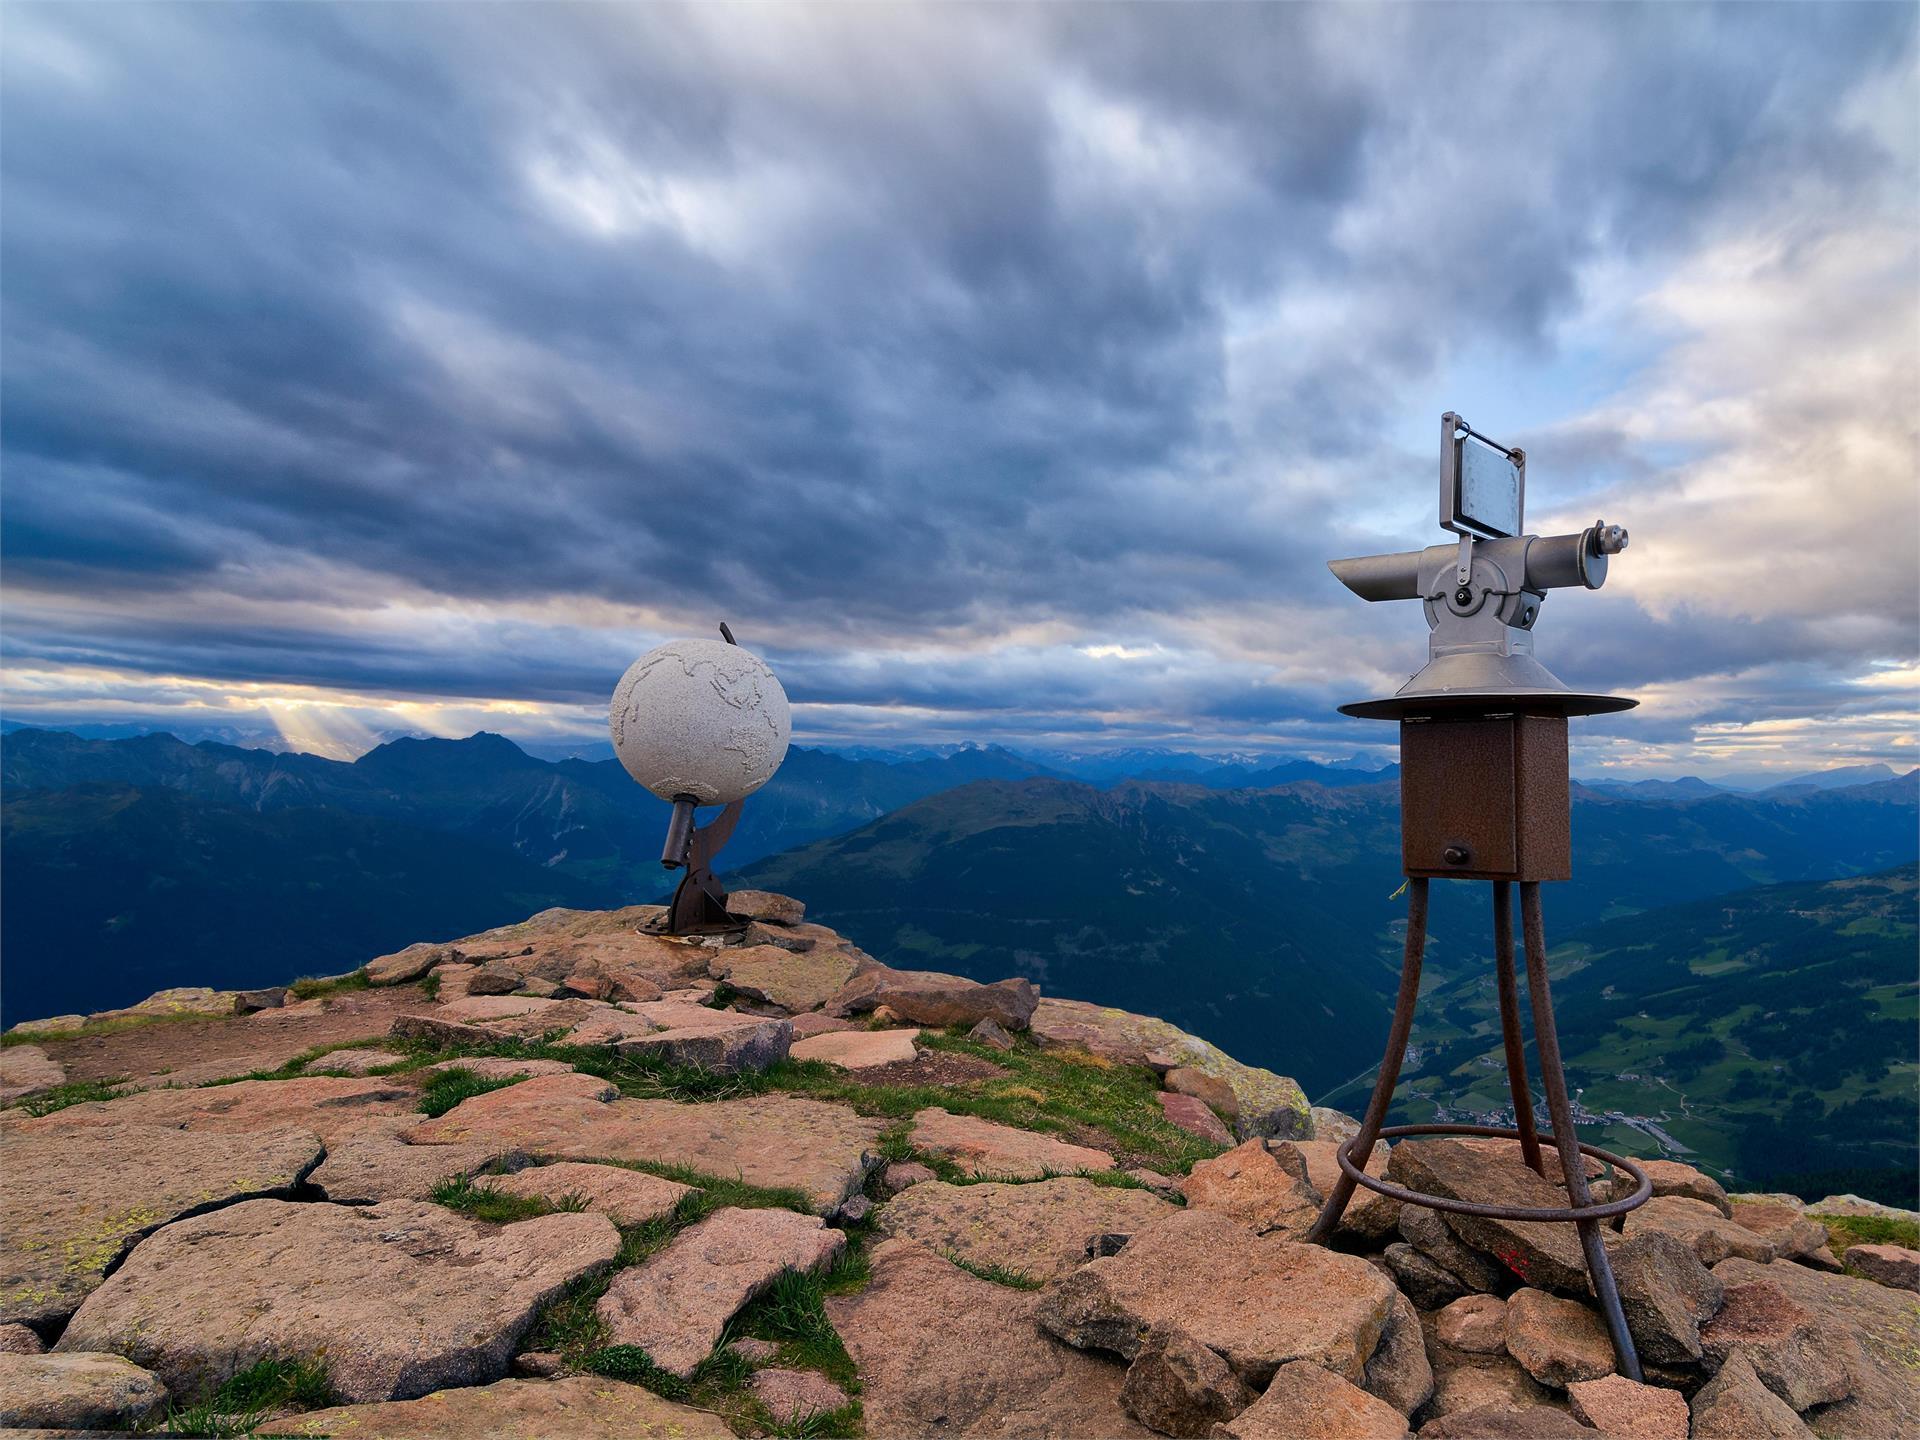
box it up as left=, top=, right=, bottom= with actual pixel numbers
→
left=1399, top=713, right=1570, bottom=882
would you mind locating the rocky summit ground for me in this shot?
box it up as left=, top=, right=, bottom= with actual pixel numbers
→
left=1, top=891, right=1915, bottom=1439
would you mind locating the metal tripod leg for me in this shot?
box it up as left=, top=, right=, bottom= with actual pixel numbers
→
left=1521, top=882, right=1644, bottom=1381
left=1492, top=881, right=1545, bottom=1175
left=1308, top=878, right=1428, bottom=1244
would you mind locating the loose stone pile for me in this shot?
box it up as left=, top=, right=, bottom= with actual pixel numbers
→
left=0, top=890, right=1914, bottom=1438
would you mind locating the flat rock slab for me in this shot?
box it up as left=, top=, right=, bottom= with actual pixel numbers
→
left=829, top=965, right=1038, bottom=1031
left=1366, top=1290, right=1433, bottom=1418
left=1420, top=1346, right=1551, bottom=1423
left=1730, top=1200, right=1829, bottom=1263
left=1847, top=1243, right=1920, bottom=1291
left=4, top=1015, right=87, bottom=1039
left=828, top=1238, right=1152, bottom=1438
left=30, top=1076, right=414, bottom=1143
left=1435, top=1295, right=1509, bottom=1354
left=1420, top=1402, right=1592, bottom=1438
left=1037, top=1208, right=1397, bottom=1388
left=375, top=907, right=709, bottom=994
left=0, top=1046, right=64, bottom=1103
left=1638, top=1160, right=1732, bottom=1217
left=423, top=1056, right=576, bottom=1080
left=1388, top=1139, right=1588, bottom=1294
left=305, top=1048, right=408, bottom=1076
left=1505, top=1287, right=1615, bottom=1387
left=1218, top=1358, right=1411, bottom=1440
left=256, top=1375, right=733, bottom=1438
left=603, top=1002, right=792, bottom=1073
left=791, top=1013, right=859, bottom=1039
left=1608, top=1233, right=1723, bottom=1367
left=1689, top=1352, right=1814, bottom=1440
left=89, top=986, right=239, bottom=1023
left=367, top=942, right=450, bottom=986
left=711, top=945, right=858, bottom=1014
left=1156, top=1090, right=1233, bottom=1144
left=877, top=1178, right=1177, bottom=1284
left=911, top=1106, right=1115, bottom=1180
left=1698, top=1279, right=1852, bottom=1412
left=410, top=995, right=792, bottom=1072
left=1181, top=1139, right=1322, bottom=1239
left=1027, top=997, right=1310, bottom=1141
left=1622, top=1195, right=1775, bottom=1266
left=489, top=1162, right=694, bottom=1225
left=727, top=890, right=806, bottom=925
left=0, top=1350, right=169, bottom=1430
left=406, top=1073, right=883, bottom=1213
left=1566, top=1374, right=1688, bottom=1440
left=307, top=1119, right=505, bottom=1204
left=56, top=1199, right=619, bottom=1404
left=0, top=1121, right=322, bottom=1328
left=750, top=1367, right=850, bottom=1422
left=595, top=1207, right=845, bottom=1377
left=790, top=1028, right=920, bottom=1069
left=1715, top=1255, right=1920, bottom=1440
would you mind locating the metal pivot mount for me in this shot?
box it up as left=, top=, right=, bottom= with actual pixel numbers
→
left=1330, top=414, right=1632, bottom=720
left=1312, top=412, right=1648, bottom=1378
left=656, top=622, right=747, bottom=936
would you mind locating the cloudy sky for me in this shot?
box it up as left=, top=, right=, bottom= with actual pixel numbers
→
left=3, top=2, right=1915, bottom=776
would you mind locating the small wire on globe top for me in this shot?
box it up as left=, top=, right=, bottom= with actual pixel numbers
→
left=609, top=623, right=791, bottom=934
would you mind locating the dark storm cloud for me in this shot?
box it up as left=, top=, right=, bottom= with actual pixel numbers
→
left=1, top=1, right=1913, bottom=755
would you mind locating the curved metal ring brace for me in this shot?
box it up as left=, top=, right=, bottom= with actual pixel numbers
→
left=1333, top=1123, right=1653, bottom=1222
left=1306, top=876, right=1649, bottom=1382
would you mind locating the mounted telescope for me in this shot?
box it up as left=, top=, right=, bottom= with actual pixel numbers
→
left=1328, top=413, right=1630, bottom=719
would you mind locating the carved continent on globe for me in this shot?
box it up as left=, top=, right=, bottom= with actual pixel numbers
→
left=610, top=638, right=791, bottom=804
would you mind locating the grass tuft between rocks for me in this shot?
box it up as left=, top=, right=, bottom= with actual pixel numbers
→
left=11, top=1077, right=127, bottom=1116
left=1820, top=1212, right=1920, bottom=1256
left=431, top=1173, right=589, bottom=1225
left=150, top=1354, right=334, bottom=1435
left=938, top=1250, right=1042, bottom=1290
left=415, top=1065, right=526, bottom=1118
left=286, top=969, right=371, bottom=1001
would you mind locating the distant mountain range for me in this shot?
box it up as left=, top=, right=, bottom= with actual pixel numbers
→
left=739, top=770, right=1919, bottom=1097
left=5, top=725, right=1915, bottom=1070
left=0, top=727, right=1057, bottom=1023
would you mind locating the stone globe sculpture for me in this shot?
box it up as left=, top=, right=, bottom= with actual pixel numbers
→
left=610, top=629, right=790, bottom=934
left=610, top=636, right=791, bottom=804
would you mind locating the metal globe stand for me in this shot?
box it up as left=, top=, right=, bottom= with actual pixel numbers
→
left=650, top=622, right=750, bottom=936
left=655, top=789, right=744, bottom=935
left=1306, top=414, right=1650, bottom=1381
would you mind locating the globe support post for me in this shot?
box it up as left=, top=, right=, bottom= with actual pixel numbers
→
left=659, top=791, right=744, bottom=934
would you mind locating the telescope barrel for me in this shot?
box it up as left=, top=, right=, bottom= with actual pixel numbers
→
left=1525, top=523, right=1627, bottom=592
left=1328, top=550, right=1427, bottom=602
